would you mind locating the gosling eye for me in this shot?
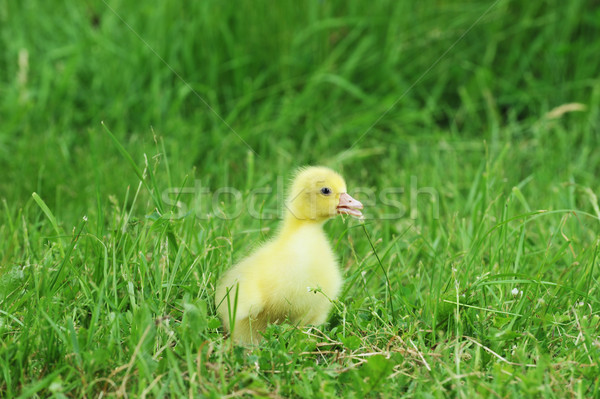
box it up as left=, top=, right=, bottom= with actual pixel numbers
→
left=320, top=187, right=332, bottom=195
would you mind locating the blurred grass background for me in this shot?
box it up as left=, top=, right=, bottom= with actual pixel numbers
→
left=1, top=0, right=599, bottom=397
left=2, top=0, right=598, bottom=217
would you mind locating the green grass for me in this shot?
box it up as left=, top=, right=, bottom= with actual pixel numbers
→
left=1, top=0, right=599, bottom=397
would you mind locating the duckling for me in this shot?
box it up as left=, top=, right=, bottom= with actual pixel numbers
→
left=215, top=166, right=363, bottom=344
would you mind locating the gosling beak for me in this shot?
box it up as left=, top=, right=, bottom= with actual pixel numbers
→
left=337, top=192, right=364, bottom=218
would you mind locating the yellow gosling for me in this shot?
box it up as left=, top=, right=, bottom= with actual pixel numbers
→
left=215, top=166, right=363, bottom=344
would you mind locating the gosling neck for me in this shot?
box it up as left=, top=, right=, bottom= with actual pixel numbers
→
left=279, top=211, right=329, bottom=236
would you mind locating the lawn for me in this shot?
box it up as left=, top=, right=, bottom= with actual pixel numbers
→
left=1, top=0, right=599, bottom=397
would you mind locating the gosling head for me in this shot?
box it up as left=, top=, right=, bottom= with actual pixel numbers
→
left=285, top=166, right=363, bottom=222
